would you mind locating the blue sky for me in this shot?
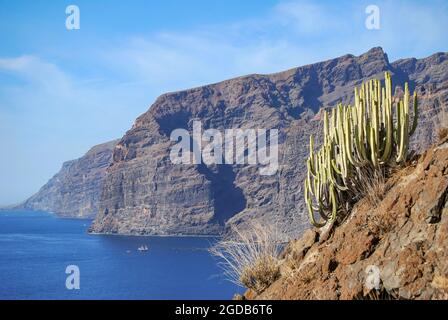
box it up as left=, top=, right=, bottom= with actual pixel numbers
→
left=0, top=0, right=447, bottom=206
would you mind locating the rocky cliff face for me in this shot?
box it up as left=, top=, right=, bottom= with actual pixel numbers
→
left=18, top=140, right=118, bottom=218
left=89, top=47, right=448, bottom=236
left=249, top=139, right=448, bottom=300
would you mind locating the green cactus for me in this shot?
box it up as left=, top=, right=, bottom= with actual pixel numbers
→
left=304, top=72, right=419, bottom=228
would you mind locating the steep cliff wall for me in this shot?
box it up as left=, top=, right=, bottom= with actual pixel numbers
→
left=18, top=140, right=118, bottom=218
left=89, top=47, right=448, bottom=236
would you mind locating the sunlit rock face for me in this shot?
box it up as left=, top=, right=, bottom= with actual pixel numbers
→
left=25, top=47, right=447, bottom=236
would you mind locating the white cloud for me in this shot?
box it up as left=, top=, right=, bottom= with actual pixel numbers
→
left=373, top=1, right=448, bottom=58
left=0, top=55, right=72, bottom=97
left=98, top=0, right=448, bottom=97
left=274, top=1, right=342, bottom=35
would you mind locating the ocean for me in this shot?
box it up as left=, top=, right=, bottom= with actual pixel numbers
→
left=0, top=211, right=242, bottom=300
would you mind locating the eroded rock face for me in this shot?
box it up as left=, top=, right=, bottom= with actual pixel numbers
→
left=88, top=47, right=448, bottom=236
left=254, top=141, right=448, bottom=300
left=18, top=140, right=118, bottom=218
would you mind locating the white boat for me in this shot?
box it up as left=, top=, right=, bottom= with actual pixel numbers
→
left=137, top=245, right=149, bottom=252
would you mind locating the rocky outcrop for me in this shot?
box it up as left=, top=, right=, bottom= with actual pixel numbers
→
left=18, top=140, right=118, bottom=218
left=250, top=140, right=448, bottom=300
left=90, top=47, right=448, bottom=236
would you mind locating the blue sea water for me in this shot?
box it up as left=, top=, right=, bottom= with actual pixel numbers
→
left=0, top=211, right=242, bottom=300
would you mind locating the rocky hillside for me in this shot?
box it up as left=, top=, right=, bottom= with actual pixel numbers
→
left=17, top=140, right=118, bottom=218
left=89, top=47, right=448, bottom=236
left=248, top=139, right=448, bottom=300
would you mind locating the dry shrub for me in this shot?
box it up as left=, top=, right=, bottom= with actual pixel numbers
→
left=354, top=167, right=389, bottom=207
left=240, top=256, right=280, bottom=294
left=209, top=221, right=283, bottom=294
left=370, top=211, right=394, bottom=236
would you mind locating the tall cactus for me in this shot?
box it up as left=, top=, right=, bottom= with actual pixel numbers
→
left=305, top=72, right=418, bottom=228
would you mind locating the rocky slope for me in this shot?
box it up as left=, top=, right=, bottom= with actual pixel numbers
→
left=248, top=139, right=448, bottom=300
left=90, top=47, right=448, bottom=236
left=17, top=140, right=118, bottom=218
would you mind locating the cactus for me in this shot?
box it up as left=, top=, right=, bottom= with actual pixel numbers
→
left=305, top=72, right=418, bottom=228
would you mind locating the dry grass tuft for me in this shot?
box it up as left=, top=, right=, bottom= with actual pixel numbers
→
left=353, top=167, right=389, bottom=208
left=209, top=221, right=283, bottom=294
left=240, top=255, right=280, bottom=294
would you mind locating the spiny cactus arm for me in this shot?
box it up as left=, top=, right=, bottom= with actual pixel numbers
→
left=396, top=100, right=409, bottom=163
left=381, top=87, right=386, bottom=125
left=343, top=107, right=364, bottom=167
left=327, top=143, right=343, bottom=176
left=329, top=166, right=348, bottom=191
left=307, top=177, right=320, bottom=212
left=306, top=163, right=315, bottom=197
left=380, top=95, right=393, bottom=163
left=365, top=81, right=370, bottom=111
left=321, top=149, right=328, bottom=182
left=368, top=125, right=380, bottom=167
left=353, top=121, right=369, bottom=164
left=360, top=91, right=368, bottom=141
left=331, top=148, right=350, bottom=191
left=355, top=87, right=360, bottom=111
left=351, top=105, right=370, bottom=165
left=355, top=96, right=369, bottom=163
left=385, top=72, right=391, bottom=101
left=371, top=95, right=380, bottom=153
left=335, top=104, right=351, bottom=177
left=395, top=97, right=402, bottom=141
left=307, top=157, right=317, bottom=180
left=305, top=179, right=327, bottom=228
left=328, top=183, right=338, bottom=222
left=330, top=108, right=338, bottom=143
left=404, top=83, right=409, bottom=115
left=409, top=91, right=418, bottom=136
left=331, top=158, right=342, bottom=175
left=313, top=172, right=320, bottom=200
left=318, top=194, right=332, bottom=220
left=336, top=142, right=347, bottom=180
left=323, top=110, right=330, bottom=144
left=375, top=79, right=381, bottom=104
left=326, top=144, right=347, bottom=191
left=396, top=101, right=406, bottom=163
left=308, top=136, right=316, bottom=173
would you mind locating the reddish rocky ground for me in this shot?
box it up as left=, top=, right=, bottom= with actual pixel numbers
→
left=248, top=139, right=448, bottom=300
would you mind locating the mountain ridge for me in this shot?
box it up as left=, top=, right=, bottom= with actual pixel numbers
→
left=89, top=47, right=448, bottom=236
left=14, top=47, right=448, bottom=234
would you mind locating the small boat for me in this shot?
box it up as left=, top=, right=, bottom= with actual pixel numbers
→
left=137, top=245, right=149, bottom=252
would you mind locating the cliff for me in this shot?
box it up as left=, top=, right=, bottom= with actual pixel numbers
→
left=89, top=47, right=448, bottom=236
left=248, top=139, right=448, bottom=300
left=17, top=140, right=118, bottom=218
